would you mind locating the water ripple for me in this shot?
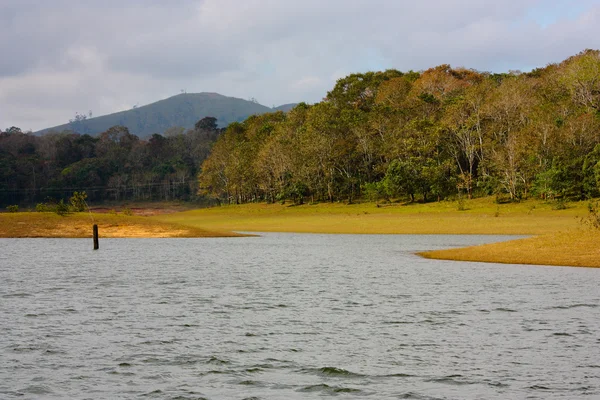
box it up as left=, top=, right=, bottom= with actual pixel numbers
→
left=1, top=235, right=599, bottom=399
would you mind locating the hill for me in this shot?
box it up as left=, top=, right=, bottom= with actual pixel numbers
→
left=273, top=103, right=298, bottom=112
left=36, top=93, right=294, bottom=138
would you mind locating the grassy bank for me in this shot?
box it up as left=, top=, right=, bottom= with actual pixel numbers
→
left=3, top=197, right=598, bottom=267
left=152, top=198, right=600, bottom=267
left=419, top=230, right=600, bottom=268
left=0, top=212, right=243, bottom=238
left=154, top=198, right=586, bottom=235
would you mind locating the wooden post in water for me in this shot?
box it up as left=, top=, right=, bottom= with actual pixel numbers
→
left=93, top=224, right=99, bottom=250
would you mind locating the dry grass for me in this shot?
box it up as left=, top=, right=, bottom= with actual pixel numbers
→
left=4, top=198, right=598, bottom=267
left=420, top=230, right=600, bottom=268
left=153, top=198, right=600, bottom=267
left=0, top=212, right=244, bottom=238
left=154, top=198, right=587, bottom=235
left=89, top=200, right=199, bottom=216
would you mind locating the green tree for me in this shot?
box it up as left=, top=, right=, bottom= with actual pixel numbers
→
left=69, top=191, right=88, bottom=212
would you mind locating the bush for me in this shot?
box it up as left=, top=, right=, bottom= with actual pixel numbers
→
left=457, top=195, right=467, bottom=211
left=551, top=197, right=568, bottom=210
left=581, top=201, right=600, bottom=230
left=362, top=181, right=388, bottom=204
left=36, top=203, right=52, bottom=212
left=6, top=205, right=19, bottom=213
left=55, top=199, right=70, bottom=216
left=122, top=207, right=133, bottom=216
left=69, top=191, right=88, bottom=212
left=36, top=198, right=73, bottom=216
left=495, top=193, right=513, bottom=204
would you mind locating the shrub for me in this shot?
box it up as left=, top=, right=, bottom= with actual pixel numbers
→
left=551, top=197, right=568, bottom=210
left=55, top=199, right=70, bottom=216
left=69, top=191, right=88, bottom=212
left=122, top=207, right=133, bottom=216
left=495, top=193, right=513, bottom=204
left=6, top=205, right=19, bottom=213
left=457, top=196, right=467, bottom=211
left=581, top=201, right=600, bottom=230
left=36, top=203, right=51, bottom=212
left=362, top=181, right=388, bottom=204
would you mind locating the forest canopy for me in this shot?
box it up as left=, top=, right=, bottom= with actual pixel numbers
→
left=0, top=118, right=221, bottom=206
left=198, top=50, right=600, bottom=205
left=2, top=50, right=600, bottom=208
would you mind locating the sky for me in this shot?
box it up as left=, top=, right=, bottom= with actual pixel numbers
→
left=2, top=0, right=600, bottom=132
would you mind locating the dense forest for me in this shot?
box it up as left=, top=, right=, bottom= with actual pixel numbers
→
left=199, top=50, right=600, bottom=205
left=0, top=117, right=221, bottom=206
left=2, top=50, right=600, bottom=209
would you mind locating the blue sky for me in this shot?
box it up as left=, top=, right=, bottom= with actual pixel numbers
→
left=527, top=0, right=594, bottom=27
left=1, top=0, right=600, bottom=131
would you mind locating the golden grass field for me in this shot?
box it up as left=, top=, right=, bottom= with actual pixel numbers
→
left=153, top=198, right=600, bottom=268
left=419, top=230, right=600, bottom=268
left=2, top=197, right=599, bottom=267
left=0, top=212, right=243, bottom=238
left=154, top=198, right=584, bottom=235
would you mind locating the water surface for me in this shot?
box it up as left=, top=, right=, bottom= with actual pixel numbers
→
left=1, top=234, right=599, bottom=399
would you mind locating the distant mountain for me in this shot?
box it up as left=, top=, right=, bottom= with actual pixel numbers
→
left=36, top=93, right=297, bottom=138
left=273, top=103, right=298, bottom=112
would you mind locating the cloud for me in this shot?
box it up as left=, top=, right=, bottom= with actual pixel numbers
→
left=1, top=0, right=600, bottom=131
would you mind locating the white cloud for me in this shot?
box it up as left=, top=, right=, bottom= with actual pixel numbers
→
left=292, top=76, right=321, bottom=89
left=1, top=0, right=600, bottom=131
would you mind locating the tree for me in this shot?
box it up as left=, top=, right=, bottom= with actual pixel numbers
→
left=69, top=191, right=88, bottom=211
left=383, top=158, right=426, bottom=202
left=484, top=76, right=537, bottom=199
left=326, top=70, right=403, bottom=111
left=560, top=50, right=600, bottom=113
left=195, top=116, right=218, bottom=131
left=583, top=144, right=600, bottom=197
left=69, top=112, right=90, bottom=133
left=6, top=126, right=23, bottom=135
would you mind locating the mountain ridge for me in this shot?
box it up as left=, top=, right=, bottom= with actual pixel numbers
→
left=36, top=93, right=297, bottom=138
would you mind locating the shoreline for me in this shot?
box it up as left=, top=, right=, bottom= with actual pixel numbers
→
left=3, top=198, right=599, bottom=268
left=151, top=199, right=600, bottom=268
left=418, top=230, right=600, bottom=268
left=0, top=212, right=244, bottom=239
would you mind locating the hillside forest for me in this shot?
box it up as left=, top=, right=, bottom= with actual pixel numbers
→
left=0, top=118, right=221, bottom=206
left=2, top=50, right=600, bottom=208
left=199, top=50, right=600, bottom=204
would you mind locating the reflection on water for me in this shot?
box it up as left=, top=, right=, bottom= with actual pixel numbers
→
left=1, top=234, right=599, bottom=399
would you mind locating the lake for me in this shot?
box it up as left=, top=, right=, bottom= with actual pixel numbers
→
left=1, top=233, right=599, bottom=399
